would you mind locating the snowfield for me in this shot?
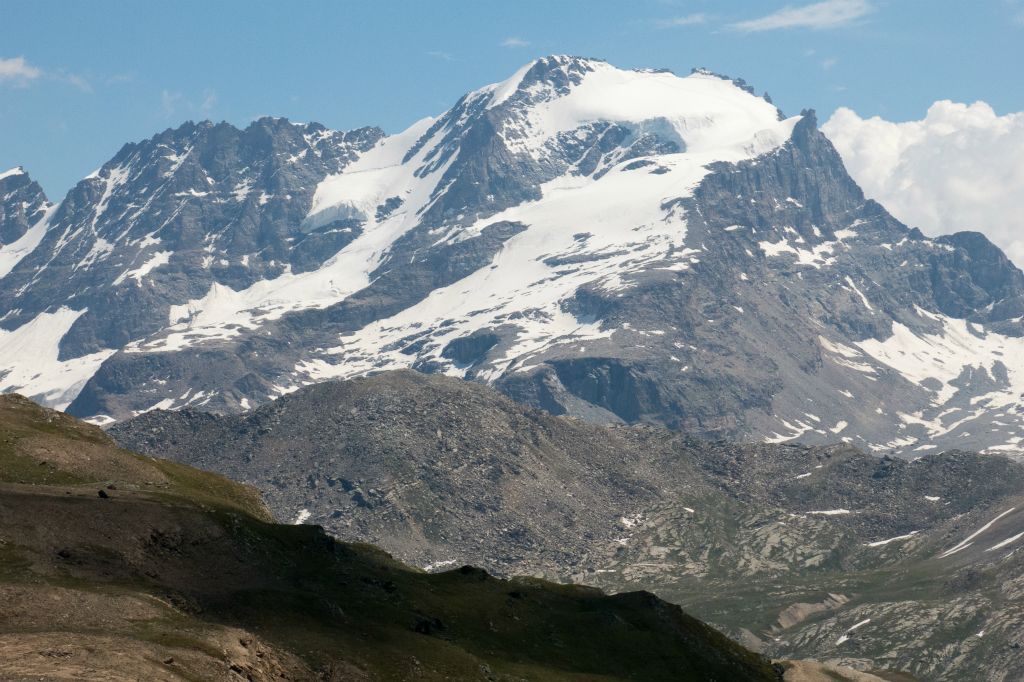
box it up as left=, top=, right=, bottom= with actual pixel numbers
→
left=128, top=60, right=799, bottom=385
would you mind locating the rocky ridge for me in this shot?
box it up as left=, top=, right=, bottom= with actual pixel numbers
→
left=112, top=370, right=1024, bottom=681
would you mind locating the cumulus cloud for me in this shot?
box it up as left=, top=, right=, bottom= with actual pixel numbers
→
left=655, top=14, right=707, bottom=28
left=0, top=56, right=43, bottom=85
left=200, top=88, right=217, bottom=115
left=823, top=101, right=1024, bottom=265
left=57, top=71, right=92, bottom=93
left=1, top=57, right=91, bottom=92
left=732, top=0, right=872, bottom=32
left=159, top=89, right=219, bottom=119
left=161, top=89, right=183, bottom=116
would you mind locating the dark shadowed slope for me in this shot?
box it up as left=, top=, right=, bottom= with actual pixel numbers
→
left=0, top=393, right=783, bottom=681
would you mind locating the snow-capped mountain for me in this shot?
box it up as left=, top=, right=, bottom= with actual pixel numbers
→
left=3, top=55, right=1024, bottom=456
left=0, top=118, right=382, bottom=408
left=0, top=167, right=52, bottom=275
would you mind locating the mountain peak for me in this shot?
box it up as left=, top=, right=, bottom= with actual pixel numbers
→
left=0, top=166, right=26, bottom=182
left=469, top=56, right=791, bottom=165
left=245, top=115, right=309, bottom=132
left=0, top=165, right=50, bottom=249
left=478, top=55, right=774, bottom=116
left=469, top=55, right=602, bottom=110
left=508, top=54, right=607, bottom=75
left=520, top=53, right=608, bottom=76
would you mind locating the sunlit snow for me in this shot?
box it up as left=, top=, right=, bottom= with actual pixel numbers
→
left=939, top=507, right=1016, bottom=558
left=127, top=59, right=799, bottom=390
left=0, top=307, right=115, bottom=409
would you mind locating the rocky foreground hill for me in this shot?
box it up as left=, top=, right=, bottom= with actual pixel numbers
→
left=4, top=56, right=1024, bottom=456
left=113, top=370, right=1024, bottom=681
left=0, top=392, right=808, bottom=681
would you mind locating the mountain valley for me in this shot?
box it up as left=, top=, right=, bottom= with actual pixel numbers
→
left=112, top=370, right=1024, bottom=681
left=3, top=53, right=1024, bottom=682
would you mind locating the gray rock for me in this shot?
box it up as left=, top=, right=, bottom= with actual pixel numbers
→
left=0, top=167, right=50, bottom=245
left=110, top=369, right=1024, bottom=681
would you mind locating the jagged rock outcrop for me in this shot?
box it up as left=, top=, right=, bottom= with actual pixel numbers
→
left=0, top=167, right=50, bottom=245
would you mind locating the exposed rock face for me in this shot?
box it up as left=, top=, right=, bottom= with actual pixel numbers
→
left=0, top=167, right=50, bottom=246
left=3, top=56, right=1024, bottom=456
left=0, top=119, right=382, bottom=359
left=112, top=370, right=1024, bottom=681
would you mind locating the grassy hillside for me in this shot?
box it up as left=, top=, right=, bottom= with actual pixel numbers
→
left=0, top=393, right=782, bottom=681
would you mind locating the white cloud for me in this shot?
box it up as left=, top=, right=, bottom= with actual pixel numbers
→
left=161, top=89, right=183, bottom=116
left=500, top=37, right=530, bottom=47
left=106, top=73, right=135, bottom=85
left=0, top=56, right=42, bottom=85
left=823, top=101, right=1024, bottom=265
left=58, top=71, right=92, bottom=93
left=426, top=50, right=455, bottom=61
left=655, top=14, right=707, bottom=28
left=0, top=57, right=92, bottom=93
left=159, top=88, right=219, bottom=119
left=200, top=88, right=217, bottom=115
left=732, top=0, right=872, bottom=32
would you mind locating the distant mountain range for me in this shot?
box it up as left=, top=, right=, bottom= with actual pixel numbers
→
left=4, top=55, right=1024, bottom=456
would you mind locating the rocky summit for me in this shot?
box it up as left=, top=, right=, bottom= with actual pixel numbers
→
left=3, top=56, right=1024, bottom=456
left=113, top=370, right=1024, bottom=682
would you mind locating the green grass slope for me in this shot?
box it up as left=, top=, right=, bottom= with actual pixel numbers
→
left=0, top=394, right=780, bottom=681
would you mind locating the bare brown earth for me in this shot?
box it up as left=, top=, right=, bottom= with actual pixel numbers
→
left=779, top=660, right=899, bottom=682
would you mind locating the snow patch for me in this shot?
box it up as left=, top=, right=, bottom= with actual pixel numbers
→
left=113, top=250, right=172, bottom=286
left=836, top=618, right=871, bottom=645
left=986, top=531, right=1024, bottom=552
left=620, top=513, right=645, bottom=529
left=0, top=307, right=115, bottom=409
left=865, top=531, right=919, bottom=547
left=0, top=204, right=56, bottom=279
left=0, top=166, right=26, bottom=181
left=939, top=507, right=1016, bottom=558
left=858, top=313, right=1024, bottom=411
left=423, top=559, right=458, bottom=572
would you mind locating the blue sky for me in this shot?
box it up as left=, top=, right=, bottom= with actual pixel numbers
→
left=2, top=0, right=1022, bottom=197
